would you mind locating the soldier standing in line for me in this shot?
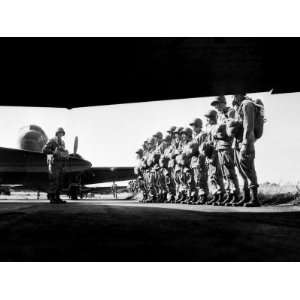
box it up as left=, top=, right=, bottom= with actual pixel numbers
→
left=135, top=148, right=147, bottom=202
left=231, top=93, right=261, bottom=207
left=178, top=127, right=193, bottom=204
left=210, top=96, right=241, bottom=206
left=158, top=134, right=172, bottom=202
left=152, top=132, right=164, bottom=202
left=42, top=127, right=69, bottom=204
left=164, top=126, right=178, bottom=203
left=171, top=127, right=184, bottom=203
left=189, top=118, right=209, bottom=204
left=146, top=136, right=158, bottom=202
left=204, top=110, right=226, bottom=205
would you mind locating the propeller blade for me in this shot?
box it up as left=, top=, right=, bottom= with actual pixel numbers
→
left=73, top=136, right=78, bottom=154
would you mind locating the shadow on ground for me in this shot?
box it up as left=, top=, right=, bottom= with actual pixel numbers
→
left=0, top=202, right=300, bottom=261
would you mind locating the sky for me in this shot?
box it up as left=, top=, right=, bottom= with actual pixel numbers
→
left=0, top=91, right=299, bottom=184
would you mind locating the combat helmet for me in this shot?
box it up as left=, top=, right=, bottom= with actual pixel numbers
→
left=153, top=131, right=163, bottom=140
left=204, top=109, right=218, bottom=121
left=189, top=118, right=203, bottom=128
left=181, top=127, right=193, bottom=138
left=55, top=127, right=65, bottom=136
left=167, top=126, right=177, bottom=134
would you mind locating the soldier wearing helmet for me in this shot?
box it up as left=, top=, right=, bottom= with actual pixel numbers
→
left=204, top=110, right=226, bottom=205
left=173, top=126, right=184, bottom=151
left=167, top=126, right=177, bottom=137
left=210, top=96, right=241, bottom=206
left=163, top=128, right=178, bottom=203
left=151, top=132, right=165, bottom=202
left=153, top=131, right=163, bottom=148
left=231, top=93, right=260, bottom=207
left=176, top=127, right=193, bottom=204
left=168, top=126, right=184, bottom=203
left=135, top=148, right=148, bottom=202
left=42, top=127, right=69, bottom=204
left=189, top=118, right=209, bottom=204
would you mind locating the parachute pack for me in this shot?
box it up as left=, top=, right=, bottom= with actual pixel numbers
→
left=241, top=97, right=266, bottom=140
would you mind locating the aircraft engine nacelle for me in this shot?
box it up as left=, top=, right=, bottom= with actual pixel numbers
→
left=18, top=125, right=48, bottom=152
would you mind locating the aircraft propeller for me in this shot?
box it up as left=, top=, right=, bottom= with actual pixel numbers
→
left=73, top=136, right=78, bottom=155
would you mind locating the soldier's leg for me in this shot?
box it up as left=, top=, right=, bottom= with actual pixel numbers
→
left=191, top=167, right=199, bottom=203
left=196, top=154, right=208, bottom=204
left=234, top=149, right=249, bottom=190
left=48, top=163, right=65, bottom=203
left=234, top=149, right=251, bottom=206
left=219, top=149, right=241, bottom=205
left=148, top=170, right=157, bottom=202
left=239, top=151, right=260, bottom=206
left=56, top=166, right=63, bottom=200
left=179, top=170, right=188, bottom=203
left=48, top=172, right=57, bottom=202
left=166, top=170, right=175, bottom=203
left=174, top=169, right=181, bottom=203
left=184, top=169, right=194, bottom=204
left=208, top=152, right=225, bottom=205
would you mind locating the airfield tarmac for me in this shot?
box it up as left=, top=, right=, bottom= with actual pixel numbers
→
left=0, top=197, right=300, bottom=261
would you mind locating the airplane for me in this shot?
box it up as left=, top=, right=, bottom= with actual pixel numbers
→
left=0, top=125, right=135, bottom=199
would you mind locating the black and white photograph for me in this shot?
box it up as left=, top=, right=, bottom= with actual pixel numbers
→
left=1, top=38, right=300, bottom=262
left=1, top=3, right=300, bottom=297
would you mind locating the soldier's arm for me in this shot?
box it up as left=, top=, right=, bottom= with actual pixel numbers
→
left=242, top=102, right=255, bottom=147
left=42, top=139, right=56, bottom=155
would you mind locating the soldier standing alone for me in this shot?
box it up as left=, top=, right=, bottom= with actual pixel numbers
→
left=43, top=127, right=69, bottom=204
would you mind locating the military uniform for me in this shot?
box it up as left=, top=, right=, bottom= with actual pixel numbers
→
left=233, top=95, right=260, bottom=207
left=190, top=131, right=208, bottom=203
left=42, top=128, right=69, bottom=203
left=178, top=127, right=193, bottom=203
left=204, top=110, right=225, bottom=204
left=135, top=149, right=148, bottom=202
left=170, top=127, right=184, bottom=202
left=213, top=106, right=241, bottom=205
left=164, top=143, right=177, bottom=202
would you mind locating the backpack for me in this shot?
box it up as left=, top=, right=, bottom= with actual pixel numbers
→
left=244, top=97, right=266, bottom=140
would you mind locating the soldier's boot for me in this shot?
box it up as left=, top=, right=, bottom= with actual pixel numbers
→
left=166, top=192, right=173, bottom=203
left=144, top=193, right=151, bottom=203
left=226, top=192, right=238, bottom=206
left=244, top=187, right=261, bottom=207
left=207, top=194, right=219, bottom=205
left=183, top=191, right=192, bottom=204
left=142, top=192, right=148, bottom=203
left=189, top=192, right=197, bottom=204
left=179, top=191, right=187, bottom=204
left=214, top=193, right=225, bottom=206
left=49, top=193, right=56, bottom=204
left=233, top=188, right=250, bottom=206
left=196, top=194, right=208, bottom=205
left=162, top=192, right=168, bottom=203
left=146, top=192, right=154, bottom=203
left=174, top=192, right=180, bottom=203
left=156, top=192, right=162, bottom=203
left=222, top=193, right=233, bottom=206
left=54, top=192, right=66, bottom=204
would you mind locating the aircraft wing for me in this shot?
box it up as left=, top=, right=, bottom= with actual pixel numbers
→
left=0, top=146, right=91, bottom=190
left=82, top=167, right=135, bottom=185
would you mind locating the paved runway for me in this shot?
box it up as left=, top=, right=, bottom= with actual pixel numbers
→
left=0, top=199, right=299, bottom=261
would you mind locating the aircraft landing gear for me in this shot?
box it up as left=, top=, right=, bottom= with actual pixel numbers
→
left=69, top=184, right=80, bottom=200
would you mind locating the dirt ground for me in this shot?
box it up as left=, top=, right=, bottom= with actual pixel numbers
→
left=0, top=199, right=300, bottom=261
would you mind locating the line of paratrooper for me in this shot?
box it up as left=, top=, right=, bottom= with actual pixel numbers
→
left=134, top=93, right=265, bottom=207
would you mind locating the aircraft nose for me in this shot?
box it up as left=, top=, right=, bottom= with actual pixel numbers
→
left=86, top=160, right=92, bottom=169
